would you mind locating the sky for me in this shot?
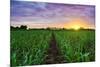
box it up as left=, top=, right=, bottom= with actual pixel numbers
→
left=10, top=0, right=95, bottom=29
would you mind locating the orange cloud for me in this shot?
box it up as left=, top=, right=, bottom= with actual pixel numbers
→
left=64, top=18, right=95, bottom=29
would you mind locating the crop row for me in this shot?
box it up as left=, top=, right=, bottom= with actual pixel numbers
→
left=11, top=30, right=51, bottom=66
left=54, top=30, right=95, bottom=62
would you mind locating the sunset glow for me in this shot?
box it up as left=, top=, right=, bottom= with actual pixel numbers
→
left=11, top=1, right=95, bottom=29
left=64, top=18, right=95, bottom=29
left=72, top=25, right=80, bottom=30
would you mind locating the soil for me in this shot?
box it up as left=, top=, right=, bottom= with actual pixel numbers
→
left=45, top=33, right=67, bottom=64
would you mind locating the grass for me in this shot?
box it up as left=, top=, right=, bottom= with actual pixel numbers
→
left=54, top=30, right=95, bottom=62
left=10, top=29, right=95, bottom=66
left=11, top=30, right=51, bottom=66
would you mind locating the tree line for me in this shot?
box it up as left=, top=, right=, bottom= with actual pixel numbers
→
left=11, top=25, right=27, bottom=30
left=11, top=25, right=95, bottom=31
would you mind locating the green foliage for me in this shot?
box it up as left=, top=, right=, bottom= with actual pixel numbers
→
left=54, top=30, right=95, bottom=62
left=11, top=29, right=95, bottom=66
left=11, top=30, right=51, bottom=66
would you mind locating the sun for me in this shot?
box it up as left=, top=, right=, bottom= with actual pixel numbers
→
left=72, top=25, right=80, bottom=30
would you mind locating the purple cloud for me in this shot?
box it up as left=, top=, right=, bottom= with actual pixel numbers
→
left=10, top=1, right=95, bottom=28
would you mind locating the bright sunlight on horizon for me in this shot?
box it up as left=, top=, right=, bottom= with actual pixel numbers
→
left=11, top=1, right=95, bottom=29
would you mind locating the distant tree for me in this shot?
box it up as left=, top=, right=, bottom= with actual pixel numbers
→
left=11, top=26, right=20, bottom=30
left=20, top=25, right=27, bottom=29
left=11, top=26, right=15, bottom=29
left=79, top=27, right=85, bottom=30
left=15, top=27, right=19, bottom=29
left=62, top=28, right=66, bottom=30
left=46, top=27, right=51, bottom=30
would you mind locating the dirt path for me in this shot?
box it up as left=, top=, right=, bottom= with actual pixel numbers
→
left=45, top=33, right=66, bottom=64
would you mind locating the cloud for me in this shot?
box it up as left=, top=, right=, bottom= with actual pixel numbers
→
left=10, top=1, right=95, bottom=28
